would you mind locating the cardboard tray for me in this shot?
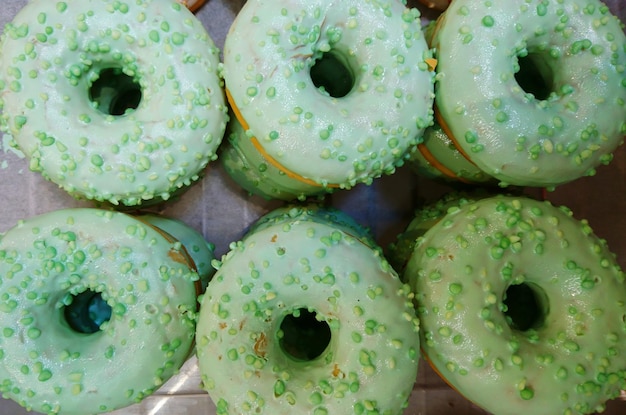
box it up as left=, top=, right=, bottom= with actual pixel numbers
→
left=1, top=0, right=625, bottom=414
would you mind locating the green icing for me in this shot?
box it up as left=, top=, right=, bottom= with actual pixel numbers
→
left=196, top=204, right=420, bottom=414
left=397, top=195, right=626, bottom=415
left=222, top=0, right=434, bottom=192
left=432, top=0, right=626, bottom=188
left=0, top=0, right=228, bottom=206
left=0, top=208, right=199, bottom=415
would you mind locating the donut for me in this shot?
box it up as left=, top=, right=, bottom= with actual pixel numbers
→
left=391, top=194, right=626, bottom=415
left=140, top=214, right=216, bottom=290
left=222, top=0, right=435, bottom=198
left=430, top=0, right=626, bottom=188
left=0, top=0, right=228, bottom=206
left=0, top=208, right=201, bottom=415
left=196, top=204, right=421, bottom=414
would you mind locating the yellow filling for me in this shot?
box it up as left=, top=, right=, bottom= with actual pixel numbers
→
left=417, top=142, right=471, bottom=184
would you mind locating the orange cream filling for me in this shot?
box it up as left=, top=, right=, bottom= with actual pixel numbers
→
left=178, top=0, right=206, bottom=13
left=226, top=88, right=340, bottom=189
left=417, top=142, right=471, bottom=184
left=434, top=105, right=478, bottom=165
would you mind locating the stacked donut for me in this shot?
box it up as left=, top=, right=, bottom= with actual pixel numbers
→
left=220, top=0, right=436, bottom=200
left=411, top=0, right=626, bottom=188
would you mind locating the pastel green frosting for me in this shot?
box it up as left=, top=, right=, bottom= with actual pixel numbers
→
left=432, top=0, right=626, bottom=188
left=0, top=208, right=199, bottom=415
left=196, top=204, right=420, bottom=415
left=399, top=195, right=626, bottom=415
left=0, top=0, right=228, bottom=206
left=223, top=0, right=435, bottom=190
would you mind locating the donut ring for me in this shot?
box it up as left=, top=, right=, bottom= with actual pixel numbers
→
left=222, top=0, right=434, bottom=195
left=0, top=0, right=228, bottom=206
left=0, top=208, right=200, bottom=415
left=196, top=205, right=420, bottom=414
left=393, top=194, right=626, bottom=415
left=431, top=0, right=626, bottom=188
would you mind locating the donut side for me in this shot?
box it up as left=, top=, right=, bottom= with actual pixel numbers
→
left=220, top=116, right=328, bottom=200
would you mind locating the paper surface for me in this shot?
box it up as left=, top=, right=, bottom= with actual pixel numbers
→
left=0, top=0, right=625, bottom=414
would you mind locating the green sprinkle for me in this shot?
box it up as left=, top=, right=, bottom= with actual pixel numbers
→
left=537, top=3, right=547, bottom=16
left=482, top=15, right=495, bottom=27
left=91, top=154, right=104, bottom=167
left=449, top=283, right=463, bottom=295
left=520, top=387, right=534, bottom=400
left=172, top=32, right=185, bottom=46
left=38, top=369, right=53, bottom=382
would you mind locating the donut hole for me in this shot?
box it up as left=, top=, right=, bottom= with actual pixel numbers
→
left=502, top=282, right=549, bottom=332
left=514, top=52, right=555, bottom=101
left=310, top=51, right=356, bottom=98
left=278, top=308, right=331, bottom=361
left=64, top=290, right=112, bottom=334
left=89, top=68, right=142, bottom=116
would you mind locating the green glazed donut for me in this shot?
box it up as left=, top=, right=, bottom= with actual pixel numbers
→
left=0, top=208, right=200, bottom=415
left=196, top=205, right=420, bottom=415
left=431, top=0, right=626, bottom=188
left=392, top=195, right=626, bottom=415
left=222, top=0, right=435, bottom=197
left=0, top=0, right=228, bottom=206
